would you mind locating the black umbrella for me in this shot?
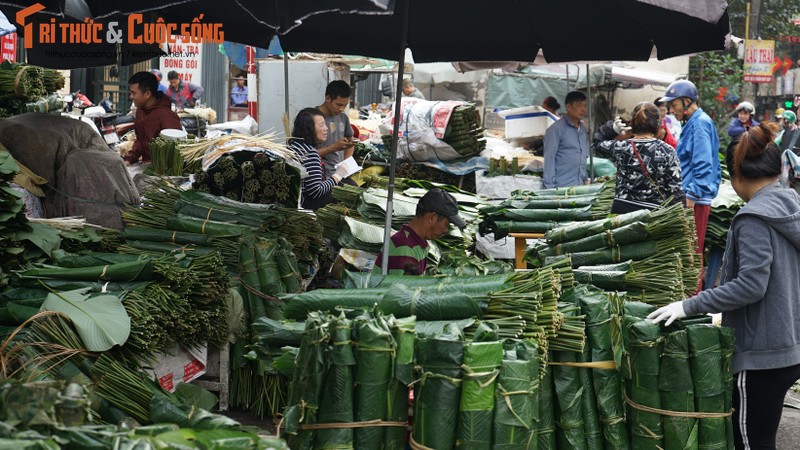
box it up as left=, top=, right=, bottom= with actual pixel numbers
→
left=0, top=0, right=392, bottom=68
left=273, top=0, right=731, bottom=273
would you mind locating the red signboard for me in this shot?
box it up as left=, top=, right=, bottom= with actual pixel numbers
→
left=1, top=33, right=16, bottom=62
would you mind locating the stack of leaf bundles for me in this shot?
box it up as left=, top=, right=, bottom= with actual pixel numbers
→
left=480, top=181, right=614, bottom=239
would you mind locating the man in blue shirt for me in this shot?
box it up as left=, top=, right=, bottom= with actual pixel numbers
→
left=230, top=74, right=248, bottom=107
left=543, top=91, right=590, bottom=188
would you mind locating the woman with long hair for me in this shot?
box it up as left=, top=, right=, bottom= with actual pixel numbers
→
left=650, top=122, right=800, bottom=449
left=290, top=107, right=349, bottom=210
left=594, top=101, right=684, bottom=213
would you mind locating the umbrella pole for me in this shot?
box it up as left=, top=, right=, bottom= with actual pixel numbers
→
left=284, top=52, right=290, bottom=118
left=587, top=64, right=594, bottom=183
left=381, top=0, right=410, bottom=275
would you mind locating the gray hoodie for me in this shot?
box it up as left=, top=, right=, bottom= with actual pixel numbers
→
left=684, top=182, right=800, bottom=374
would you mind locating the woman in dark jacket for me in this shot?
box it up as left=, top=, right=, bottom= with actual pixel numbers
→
left=290, top=108, right=349, bottom=210
left=594, top=102, right=684, bottom=213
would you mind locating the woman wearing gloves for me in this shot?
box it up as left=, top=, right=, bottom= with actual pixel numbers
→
left=290, top=108, right=350, bottom=210
left=593, top=102, right=684, bottom=213
left=649, top=122, right=800, bottom=450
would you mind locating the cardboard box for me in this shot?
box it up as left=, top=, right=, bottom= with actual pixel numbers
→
left=148, top=344, right=208, bottom=392
left=497, top=106, right=558, bottom=139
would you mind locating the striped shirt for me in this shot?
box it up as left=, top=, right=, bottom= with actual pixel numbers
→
left=291, top=140, right=336, bottom=209
left=373, top=224, right=428, bottom=275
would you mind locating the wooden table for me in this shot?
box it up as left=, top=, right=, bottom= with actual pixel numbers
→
left=509, top=232, right=546, bottom=269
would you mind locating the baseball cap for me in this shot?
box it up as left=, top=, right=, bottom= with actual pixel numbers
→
left=417, top=188, right=466, bottom=228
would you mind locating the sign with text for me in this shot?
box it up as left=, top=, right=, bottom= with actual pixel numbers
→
left=743, top=39, right=774, bottom=83
left=1, top=33, right=16, bottom=62
left=159, top=36, right=202, bottom=87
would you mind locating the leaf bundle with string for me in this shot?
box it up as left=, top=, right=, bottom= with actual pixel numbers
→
left=353, top=311, right=394, bottom=449
left=413, top=330, right=464, bottom=450
left=314, top=313, right=356, bottom=450
left=687, top=324, right=728, bottom=450
left=624, top=317, right=664, bottom=450
left=491, top=339, right=539, bottom=450
left=456, top=333, right=503, bottom=449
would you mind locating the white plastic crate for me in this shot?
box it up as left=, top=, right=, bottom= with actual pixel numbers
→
left=496, top=106, right=558, bottom=139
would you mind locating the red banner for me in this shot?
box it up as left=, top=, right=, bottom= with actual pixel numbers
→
left=1, top=33, right=16, bottom=62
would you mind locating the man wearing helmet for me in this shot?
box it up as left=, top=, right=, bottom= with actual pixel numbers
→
left=727, top=101, right=758, bottom=139
left=660, top=80, right=721, bottom=290
left=777, top=110, right=800, bottom=154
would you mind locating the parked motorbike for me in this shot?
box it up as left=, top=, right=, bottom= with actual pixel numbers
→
left=82, top=106, right=121, bottom=148
left=63, top=91, right=93, bottom=113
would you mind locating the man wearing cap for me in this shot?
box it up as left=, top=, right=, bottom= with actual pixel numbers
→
left=373, top=189, right=465, bottom=275
left=231, top=74, right=248, bottom=107
left=150, top=69, right=168, bottom=95
left=124, top=71, right=181, bottom=164
left=402, top=78, right=425, bottom=100
left=727, top=101, right=758, bottom=139
left=166, top=70, right=205, bottom=109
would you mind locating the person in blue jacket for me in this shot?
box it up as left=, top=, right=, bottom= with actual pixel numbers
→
left=660, top=80, right=721, bottom=290
left=649, top=122, right=800, bottom=450
left=727, top=101, right=758, bottom=139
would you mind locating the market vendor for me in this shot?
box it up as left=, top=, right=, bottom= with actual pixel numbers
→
left=167, top=70, right=205, bottom=109
left=402, top=78, right=425, bottom=100
left=124, top=71, right=182, bottom=164
left=543, top=91, right=590, bottom=188
left=317, top=80, right=355, bottom=179
left=373, top=189, right=465, bottom=275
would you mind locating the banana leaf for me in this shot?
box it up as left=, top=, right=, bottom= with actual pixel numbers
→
left=385, top=316, right=415, bottom=449
left=416, top=319, right=476, bottom=339
left=543, top=241, right=659, bottom=268
left=253, top=237, right=284, bottom=318
left=176, top=190, right=284, bottom=228
left=342, top=271, right=512, bottom=290
left=378, top=284, right=483, bottom=321
left=552, top=332, right=588, bottom=449
left=532, top=365, right=555, bottom=450
left=18, top=260, right=153, bottom=282
left=284, top=313, right=330, bottom=450
left=354, top=313, right=394, bottom=449
left=501, top=207, right=593, bottom=222
left=315, top=314, right=356, bottom=450
left=540, top=222, right=650, bottom=257
left=489, top=221, right=560, bottom=239
left=165, top=215, right=251, bottom=236
left=121, top=240, right=217, bottom=256
left=625, top=318, right=664, bottom=450
left=40, top=288, right=130, bottom=352
left=282, top=288, right=388, bottom=320
left=120, top=228, right=214, bottom=246
left=12, top=279, right=149, bottom=293
left=686, top=324, right=727, bottom=450
left=252, top=318, right=306, bottom=347
left=495, top=196, right=598, bottom=210
left=491, top=340, right=539, bottom=450
left=545, top=209, right=651, bottom=244
left=623, top=301, right=656, bottom=319
left=456, top=340, right=503, bottom=449
left=413, top=331, right=464, bottom=450
left=276, top=238, right=301, bottom=294
left=51, top=252, right=145, bottom=267
left=579, top=286, right=629, bottom=450
left=658, top=330, right=698, bottom=450
left=720, top=327, right=735, bottom=450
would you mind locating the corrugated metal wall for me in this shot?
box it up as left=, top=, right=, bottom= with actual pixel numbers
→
left=354, top=73, right=382, bottom=108
left=201, top=44, right=228, bottom=116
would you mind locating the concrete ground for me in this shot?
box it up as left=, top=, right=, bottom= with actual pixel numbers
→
left=777, top=389, right=800, bottom=449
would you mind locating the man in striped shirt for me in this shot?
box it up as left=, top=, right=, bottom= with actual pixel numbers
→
left=374, top=189, right=466, bottom=275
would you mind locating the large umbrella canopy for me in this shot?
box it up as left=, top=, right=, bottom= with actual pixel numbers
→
left=278, top=0, right=730, bottom=63
left=0, top=0, right=392, bottom=68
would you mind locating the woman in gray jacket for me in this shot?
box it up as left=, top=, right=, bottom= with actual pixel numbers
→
left=649, top=122, right=800, bottom=450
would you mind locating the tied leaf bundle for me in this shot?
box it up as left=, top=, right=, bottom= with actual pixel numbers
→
left=413, top=330, right=464, bottom=450
left=623, top=317, right=664, bottom=450
left=480, top=182, right=614, bottom=239
left=0, top=61, right=46, bottom=99
left=353, top=312, right=395, bottom=449
left=150, top=136, right=185, bottom=176
left=491, top=339, right=540, bottom=450
left=456, top=335, right=503, bottom=449
left=314, top=313, right=356, bottom=450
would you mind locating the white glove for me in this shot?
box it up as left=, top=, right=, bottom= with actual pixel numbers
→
left=647, top=300, right=687, bottom=326
left=332, top=164, right=350, bottom=182
left=613, top=116, right=631, bottom=135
